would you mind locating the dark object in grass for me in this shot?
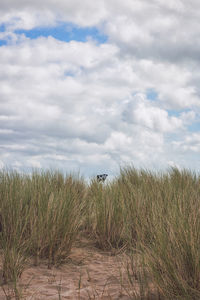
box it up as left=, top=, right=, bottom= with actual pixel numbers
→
left=97, top=174, right=108, bottom=182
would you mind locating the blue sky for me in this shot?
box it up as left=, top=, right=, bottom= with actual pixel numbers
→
left=146, top=89, right=158, bottom=101
left=0, top=1, right=200, bottom=178
left=14, top=24, right=107, bottom=44
left=0, top=40, right=6, bottom=46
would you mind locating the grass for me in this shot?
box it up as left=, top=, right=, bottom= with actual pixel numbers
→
left=0, top=167, right=200, bottom=299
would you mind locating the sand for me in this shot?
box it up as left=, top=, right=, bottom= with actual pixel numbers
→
left=0, top=237, right=134, bottom=299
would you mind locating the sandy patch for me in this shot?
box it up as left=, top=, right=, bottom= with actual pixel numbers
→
left=0, top=237, right=134, bottom=299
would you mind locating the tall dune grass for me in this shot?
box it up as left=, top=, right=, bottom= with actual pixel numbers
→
left=1, top=167, right=200, bottom=299
left=86, top=179, right=126, bottom=250
left=119, top=167, right=200, bottom=299
left=0, top=170, right=86, bottom=282
left=27, top=171, right=86, bottom=267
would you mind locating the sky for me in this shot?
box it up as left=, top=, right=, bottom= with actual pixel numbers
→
left=0, top=0, right=200, bottom=179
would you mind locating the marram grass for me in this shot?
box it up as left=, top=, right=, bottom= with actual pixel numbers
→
left=0, top=167, right=200, bottom=299
left=118, top=167, right=200, bottom=299
left=0, top=170, right=86, bottom=282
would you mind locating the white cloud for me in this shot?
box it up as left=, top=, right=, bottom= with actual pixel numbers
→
left=180, top=111, right=196, bottom=124
left=0, top=1, right=107, bottom=29
left=1, top=0, right=200, bottom=176
left=27, top=157, right=42, bottom=168
left=123, top=94, right=183, bottom=132
left=104, top=0, right=200, bottom=63
left=173, top=133, right=200, bottom=153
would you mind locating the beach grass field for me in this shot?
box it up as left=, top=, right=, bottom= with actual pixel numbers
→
left=0, top=167, right=200, bottom=299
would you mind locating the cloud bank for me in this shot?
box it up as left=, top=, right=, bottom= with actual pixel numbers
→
left=0, top=0, right=200, bottom=178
